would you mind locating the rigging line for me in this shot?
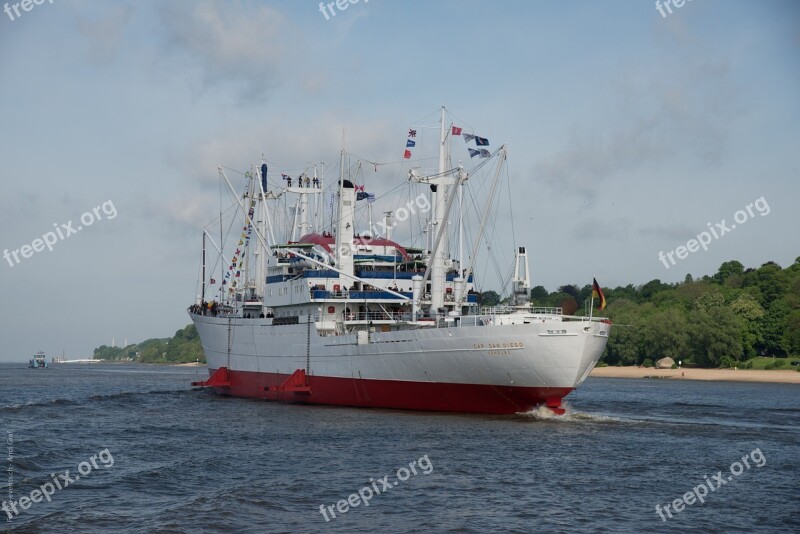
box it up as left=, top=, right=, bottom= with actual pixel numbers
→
left=503, top=159, right=517, bottom=252
left=203, top=203, right=238, bottom=231
left=445, top=109, right=476, bottom=137
left=348, top=152, right=438, bottom=169
left=482, top=191, right=507, bottom=294
left=408, top=108, right=443, bottom=127
left=463, top=158, right=507, bottom=295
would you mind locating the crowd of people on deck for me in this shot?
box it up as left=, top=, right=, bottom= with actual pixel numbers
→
left=189, top=300, right=219, bottom=316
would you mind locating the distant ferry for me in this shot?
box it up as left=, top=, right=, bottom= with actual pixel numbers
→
left=191, top=107, right=610, bottom=415
left=28, top=351, right=48, bottom=369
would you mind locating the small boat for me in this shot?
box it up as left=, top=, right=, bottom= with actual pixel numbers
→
left=28, top=351, right=48, bottom=369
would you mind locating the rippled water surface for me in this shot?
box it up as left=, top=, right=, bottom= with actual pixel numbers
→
left=1, top=363, right=798, bottom=533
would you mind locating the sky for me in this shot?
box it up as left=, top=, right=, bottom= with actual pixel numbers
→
left=0, top=0, right=798, bottom=361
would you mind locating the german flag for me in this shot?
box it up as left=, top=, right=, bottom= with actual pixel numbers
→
left=592, top=277, right=607, bottom=311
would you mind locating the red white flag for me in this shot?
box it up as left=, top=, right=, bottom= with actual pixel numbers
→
left=403, top=149, right=411, bottom=159
left=451, top=126, right=462, bottom=136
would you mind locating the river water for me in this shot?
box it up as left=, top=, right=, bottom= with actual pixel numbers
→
left=1, top=363, right=797, bottom=533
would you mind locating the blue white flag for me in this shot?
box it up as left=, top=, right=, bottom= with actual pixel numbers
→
left=406, top=139, right=415, bottom=148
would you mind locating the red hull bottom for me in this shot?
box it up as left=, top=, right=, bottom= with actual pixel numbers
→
left=202, top=368, right=573, bottom=415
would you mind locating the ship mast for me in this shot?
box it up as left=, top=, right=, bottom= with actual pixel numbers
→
left=335, top=149, right=355, bottom=279
left=410, top=106, right=460, bottom=316
left=430, top=106, right=449, bottom=313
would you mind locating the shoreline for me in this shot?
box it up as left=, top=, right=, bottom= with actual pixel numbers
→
left=590, top=366, right=800, bottom=384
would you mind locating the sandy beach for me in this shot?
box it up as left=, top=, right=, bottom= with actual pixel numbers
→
left=590, top=366, right=800, bottom=384
left=174, top=362, right=206, bottom=367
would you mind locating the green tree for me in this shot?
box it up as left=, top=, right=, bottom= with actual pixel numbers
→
left=782, top=310, right=800, bottom=356
left=714, top=260, right=744, bottom=284
left=694, top=290, right=725, bottom=311
left=640, top=279, right=671, bottom=300
left=640, top=308, right=689, bottom=362
left=757, top=300, right=790, bottom=356
left=730, top=294, right=765, bottom=360
left=480, top=290, right=501, bottom=307
left=558, top=285, right=580, bottom=299
left=530, top=285, right=549, bottom=301
left=603, top=299, right=649, bottom=365
left=689, top=307, right=743, bottom=367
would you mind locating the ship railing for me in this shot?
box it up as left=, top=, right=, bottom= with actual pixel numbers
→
left=352, top=311, right=405, bottom=322
left=311, top=289, right=413, bottom=300
left=479, top=306, right=566, bottom=316
left=529, top=307, right=563, bottom=315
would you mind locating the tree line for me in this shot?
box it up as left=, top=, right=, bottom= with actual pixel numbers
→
left=480, top=258, right=800, bottom=368
left=93, top=324, right=205, bottom=364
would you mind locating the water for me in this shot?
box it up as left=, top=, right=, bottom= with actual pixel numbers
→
left=1, top=363, right=797, bottom=533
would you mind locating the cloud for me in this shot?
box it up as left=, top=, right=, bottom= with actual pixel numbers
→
left=154, top=114, right=399, bottom=234
left=72, top=4, right=135, bottom=64
left=570, top=216, right=634, bottom=242
left=638, top=223, right=698, bottom=241
left=156, top=1, right=296, bottom=102
left=533, top=50, right=737, bottom=203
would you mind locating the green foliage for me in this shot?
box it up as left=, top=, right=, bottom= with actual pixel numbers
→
left=741, top=356, right=792, bottom=370
left=715, top=260, right=744, bottom=284
left=598, top=259, right=797, bottom=368
left=688, top=306, right=743, bottom=367
left=781, top=310, right=800, bottom=356
left=530, top=285, right=549, bottom=301
left=92, top=324, right=205, bottom=364
left=480, top=290, right=501, bottom=307
left=642, top=358, right=654, bottom=368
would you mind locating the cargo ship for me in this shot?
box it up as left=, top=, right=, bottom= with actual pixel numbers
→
left=190, top=107, right=610, bottom=414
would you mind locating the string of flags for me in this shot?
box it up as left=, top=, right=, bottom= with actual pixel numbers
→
left=402, top=125, right=491, bottom=159
left=222, top=198, right=256, bottom=292
left=403, top=129, right=416, bottom=159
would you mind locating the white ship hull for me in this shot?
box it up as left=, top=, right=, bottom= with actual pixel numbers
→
left=191, top=313, right=610, bottom=414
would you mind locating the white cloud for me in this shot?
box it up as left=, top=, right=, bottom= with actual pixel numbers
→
left=157, top=1, right=297, bottom=102
left=72, top=4, right=135, bottom=64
